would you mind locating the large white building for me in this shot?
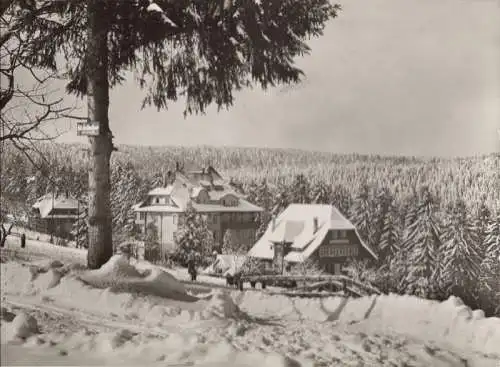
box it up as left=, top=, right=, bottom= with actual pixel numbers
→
left=133, top=164, right=263, bottom=256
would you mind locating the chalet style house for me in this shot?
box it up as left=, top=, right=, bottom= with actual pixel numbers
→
left=247, top=204, right=377, bottom=275
left=133, top=164, right=263, bottom=256
left=30, top=193, right=80, bottom=238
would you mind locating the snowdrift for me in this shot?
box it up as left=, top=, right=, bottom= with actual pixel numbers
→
left=235, top=291, right=500, bottom=356
left=77, top=255, right=197, bottom=302
left=2, top=260, right=500, bottom=359
left=1, top=308, right=308, bottom=367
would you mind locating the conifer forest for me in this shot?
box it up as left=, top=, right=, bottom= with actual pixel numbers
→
left=1, top=142, right=499, bottom=316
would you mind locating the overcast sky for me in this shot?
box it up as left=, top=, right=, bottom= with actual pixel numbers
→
left=52, top=0, right=500, bottom=157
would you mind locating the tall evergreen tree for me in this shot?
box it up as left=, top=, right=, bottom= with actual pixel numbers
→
left=476, top=198, right=491, bottom=253
left=372, top=187, right=393, bottom=253
left=9, top=0, right=340, bottom=268
left=272, top=179, right=290, bottom=216
left=175, top=202, right=214, bottom=263
left=289, top=173, right=311, bottom=204
left=401, top=187, right=443, bottom=297
left=244, top=179, right=259, bottom=205
left=255, top=179, right=273, bottom=212
left=379, top=195, right=400, bottom=262
left=481, top=213, right=500, bottom=290
left=331, top=184, right=351, bottom=217
left=350, top=183, right=373, bottom=245
left=441, top=200, right=482, bottom=290
left=311, top=179, right=331, bottom=204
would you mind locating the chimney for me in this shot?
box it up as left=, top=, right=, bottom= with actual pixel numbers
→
left=313, top=217, right=319, bottom=233
left=271, top=215, right=276, bottom=231
left=208, top=171, right=214, bottom=189
left=162, top=172, right=167, bottom=187
left=166, top=170, right=174, bottom=185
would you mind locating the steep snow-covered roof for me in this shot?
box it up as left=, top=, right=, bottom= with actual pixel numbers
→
left=32, top=194, right=79, bottom=218
left=268, top=220, right=305, bottom=244
left=148, top=187, right=174, bottom=196
left=248, top=204, right=377, bottom=261
left=133, top=168, right=263, bottom=214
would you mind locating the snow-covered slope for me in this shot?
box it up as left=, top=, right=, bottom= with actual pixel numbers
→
left=2, top=257, right=499, bottom=366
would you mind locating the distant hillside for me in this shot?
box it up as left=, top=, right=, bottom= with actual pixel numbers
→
left=1, top=142, right=498, bottom=211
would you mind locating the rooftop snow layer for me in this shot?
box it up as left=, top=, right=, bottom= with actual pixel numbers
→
left=248, top=204, right=377, bottom=261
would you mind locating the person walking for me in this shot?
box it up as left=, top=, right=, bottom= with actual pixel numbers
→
left=20, top=233, right=26, bottom=248
left=187, top=252, right=198, bottom=282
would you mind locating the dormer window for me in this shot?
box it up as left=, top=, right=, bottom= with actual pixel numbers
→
left=221, top=194, right=238, bottom=207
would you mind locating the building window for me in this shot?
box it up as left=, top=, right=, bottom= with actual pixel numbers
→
left=334, top=263, right=342, bottom=275
left=139, top=212, right=146, bottom=220
left=155, top=197, right=160, bottom=204
left=319, top=246, right=326, bottom=257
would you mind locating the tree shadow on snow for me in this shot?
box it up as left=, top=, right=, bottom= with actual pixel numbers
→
left=319, top=295, right=379, bottom=323
left=363, top=295, right=378, bottom=320
left=320, top=296, right=350, bottom=322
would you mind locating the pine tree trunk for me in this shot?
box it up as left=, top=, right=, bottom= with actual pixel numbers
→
left=86, top=0, right=113, bottom=269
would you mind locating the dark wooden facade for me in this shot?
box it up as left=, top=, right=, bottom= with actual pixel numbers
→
left=311, top=229, right=373, bottom=274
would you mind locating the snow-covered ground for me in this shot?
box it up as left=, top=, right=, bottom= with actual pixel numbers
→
left=5, top=225, right=77, bottom=248
left=2, top=238, right=500, bottom=366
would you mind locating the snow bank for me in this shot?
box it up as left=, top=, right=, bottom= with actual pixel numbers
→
left=236, top=292, right=500, bottom=355
left=1, top=259, right=207, bottom=328
left=201, top=290, right=244, bottom=319
left=2, top=259, right=500, bottom=359
left=77, top=255, right=195, bottom=302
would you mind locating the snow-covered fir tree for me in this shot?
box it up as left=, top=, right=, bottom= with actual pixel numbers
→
left=174, top=202, right=214, bottom=263
left=243, top=180, right=259, bottom=205
left=311, top=180, right=332, bottom=204
left=222, top=229, right=240, bottom=254
left=401, top=190, right=419, bottom=241
left=481, top=213, right=500, bottom=294
left=272, top=179, right=290, bottom=216
left=350, top=183, right=373, bottom=246
left=331, top=184, right=352, bottom=217
left=401, top=186, right=443, bottom=297
left=372, top=187, right=393, bottom=254
left=379, top=195, right=401, bottom=262
left=441, top=200, right=482, bottom=291
left=476, top=198, right=491, bottom=253
left=289, top=173, right=311, bottom=204
left=111, top=162, right=141, bottom=231
left=255, top=211, right=272, bottom=240
left=255, top=179, right=273, bottom=212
